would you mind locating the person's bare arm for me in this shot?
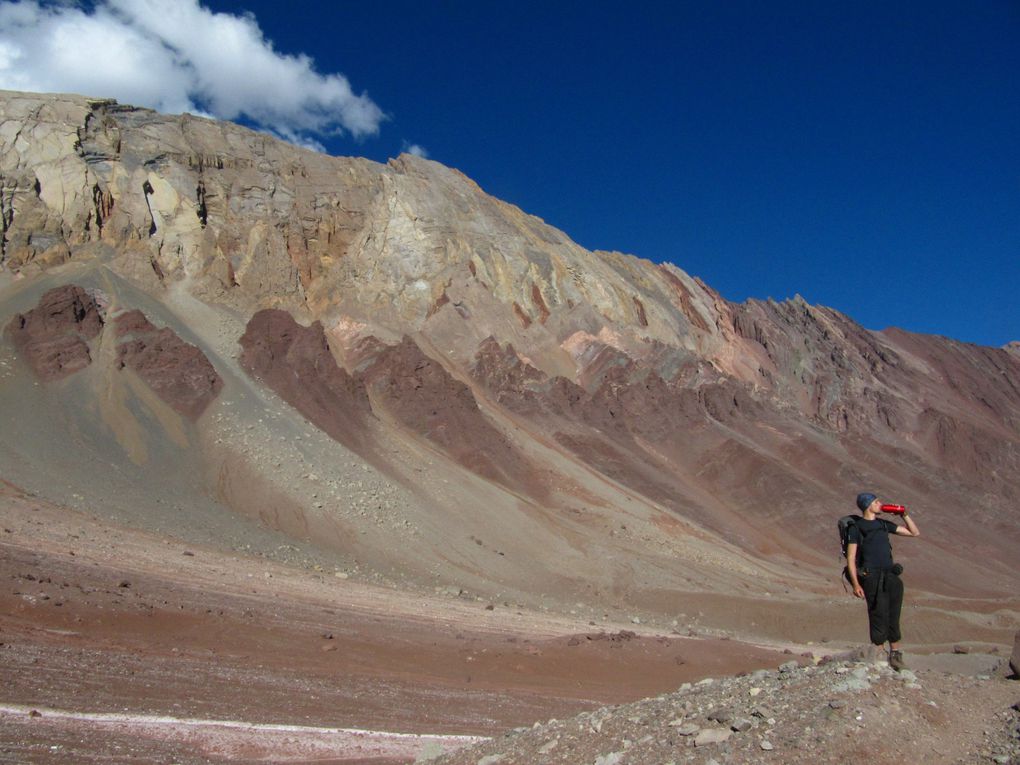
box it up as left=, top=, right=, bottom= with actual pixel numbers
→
left=846, top=542, right=864, bottom=598
left=895, top=513, right=920, bottom=537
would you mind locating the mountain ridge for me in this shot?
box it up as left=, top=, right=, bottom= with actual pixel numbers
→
left=1, top=89, right=1018, bottom=633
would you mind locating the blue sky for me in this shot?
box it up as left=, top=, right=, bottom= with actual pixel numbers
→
left=3, top=2, right=1017, bottom=347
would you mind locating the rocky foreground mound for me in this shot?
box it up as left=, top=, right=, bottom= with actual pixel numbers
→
left=434, top=658, right=1020, bottom=765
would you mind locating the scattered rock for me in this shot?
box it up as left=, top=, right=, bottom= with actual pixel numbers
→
left=760, top=740, right=774, bottom=751
left=593, top=752, right=624, bottom=765
left=707, top=708, right=732, bottom=724
left=671, top=723, right=699, bottom=736
left=694, top=728, right=732, bottom=746
left=731, top=718, right=753, bottom=732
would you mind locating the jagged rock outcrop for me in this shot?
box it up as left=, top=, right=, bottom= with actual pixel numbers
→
left=4, top=284, right=103, bottom=380
left=115, top=309, right=223, bottom=420
left=362, top=336, right=543, bottom=494
left=238, top=308, right=371, bottom=448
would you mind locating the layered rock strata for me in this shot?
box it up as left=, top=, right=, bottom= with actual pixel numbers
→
left=4, top=284, right=103, bottom=380
left=115, top=309, right=223, bottom=420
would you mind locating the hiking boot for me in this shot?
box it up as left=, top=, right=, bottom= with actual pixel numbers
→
left=889, top=649, right=906, bottom=671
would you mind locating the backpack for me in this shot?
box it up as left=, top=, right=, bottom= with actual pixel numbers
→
left=838, top=514, right=862, bottom=587
left=837, top=515, right=860, bottom=562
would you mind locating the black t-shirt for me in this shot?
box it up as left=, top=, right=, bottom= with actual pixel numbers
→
left=846, top=518, right=898, bottom=570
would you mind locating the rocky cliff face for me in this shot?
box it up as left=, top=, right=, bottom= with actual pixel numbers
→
left=2, top=89, right=1018, bottom=612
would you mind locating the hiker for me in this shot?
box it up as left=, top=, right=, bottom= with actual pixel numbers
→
left=845, top=492, right=920, bottom=670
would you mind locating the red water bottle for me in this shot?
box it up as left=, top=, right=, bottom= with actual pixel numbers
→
left=880, top=503, right=907, bottom=514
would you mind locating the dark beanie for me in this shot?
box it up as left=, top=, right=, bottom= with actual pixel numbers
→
left=856, top=492, right=877, bottom=512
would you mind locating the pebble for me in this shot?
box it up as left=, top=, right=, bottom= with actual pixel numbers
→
left=593, top=752, right=624, bottom=765
left=760, top=740, right=775, bottom=751
left=731, top=718, right=753, bottom=732
left=779, top=660, right=799, bottom=672
left=829, top=700, right=847, bottom=709
left=477, top=756, right=504, bottom=765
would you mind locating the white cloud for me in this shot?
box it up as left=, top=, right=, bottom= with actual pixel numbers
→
left=0, top=0, right=385, bottom=147
left=404, top=143, right=429, bottom=158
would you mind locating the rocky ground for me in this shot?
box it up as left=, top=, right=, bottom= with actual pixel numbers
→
left=2, top=477, right=1017, bottom=764
left=434, top=656, right=1020, bottom=765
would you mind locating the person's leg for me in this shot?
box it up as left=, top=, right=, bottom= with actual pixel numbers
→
left=861, top=573, right=889, bottom=647
left=886, top=574, right=906, bottom=669
left=886, top=574, right=904, bottom=644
